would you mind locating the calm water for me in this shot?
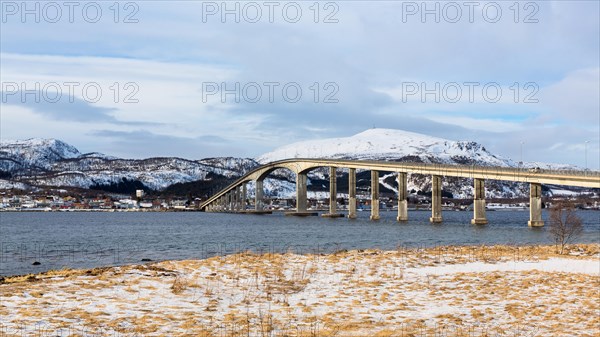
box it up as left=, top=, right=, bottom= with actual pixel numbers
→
left=1, top=210, right=599, bottom=276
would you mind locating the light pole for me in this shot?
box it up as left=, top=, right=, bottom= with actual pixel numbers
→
left=585, top=140, right=589, bottom=171
left=520, top=141, right=525, bottom=168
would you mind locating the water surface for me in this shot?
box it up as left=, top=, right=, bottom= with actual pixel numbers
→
left=1, top=210, right=599, bottom=276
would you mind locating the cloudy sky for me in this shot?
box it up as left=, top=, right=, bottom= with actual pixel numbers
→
left=1, top=1, right=598, bottom=168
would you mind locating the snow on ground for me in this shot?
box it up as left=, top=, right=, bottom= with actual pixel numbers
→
left=408, top=258, right=600, bottom=276
left=1, top=244, right=598, bottom=337
left=0, top=179, right=32, bottom=190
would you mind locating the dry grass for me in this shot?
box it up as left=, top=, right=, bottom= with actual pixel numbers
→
left=1, top=243, right=598, bottom=336
left=170, top=276, right=191, bottom=294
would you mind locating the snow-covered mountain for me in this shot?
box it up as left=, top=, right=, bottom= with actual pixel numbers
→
left=0, top=139, right=258, bottom=191
left=256, top=129, right=588, bottom=199
left=0, top=130, right=591, bottom=198
left=0, top=138, right=81, bottom=172
left=258, top=129, right=515, bottom=167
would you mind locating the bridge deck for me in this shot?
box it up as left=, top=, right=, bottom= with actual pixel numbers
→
left=201, top=159, right=600, bottom=210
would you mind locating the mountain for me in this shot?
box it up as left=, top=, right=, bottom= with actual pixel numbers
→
left=0, top=138, right=81, bottom=173
left=258, top=129, right=515, bottom=167
left=0, top=139, right=258, bottom=193
left=0, top=130, right=591, bottom=198
left=257, top=129, right=586, bottom=199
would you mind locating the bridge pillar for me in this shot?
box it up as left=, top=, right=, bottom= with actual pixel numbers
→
left=528, top=182, right=544, bottom=227
left=255, top=179, right=264, bottom=211
left=296, top=172, right=308, bottom=212
left=370, top=170, right=380, bottom=220
left=430, top=175, right=443, bottom=223
left=234, top=186, right=241, bottom=212
left=239, top=185, right=244, bottom=211
left=229, top=192, right=235, bottom=212
left=397, top=172, right=408, bottom=222
left=329, top=167, right=337, bottom=214
left=219, top=196, right=225, bottom=212
left=348, top=168, right=357, bottom=219
left=232, top=188, right=237, bottom=212
left=241, top=184, right=247, bottom=212
left=471, top=178, right=488, bottom=225
left=323, top=167, right=342, bottom=218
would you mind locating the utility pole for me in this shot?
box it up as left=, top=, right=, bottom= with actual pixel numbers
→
left=585, top=140, right=590, bottom=171
left=520, top=141, right=525, bottom=169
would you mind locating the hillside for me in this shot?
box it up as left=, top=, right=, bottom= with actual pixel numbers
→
left=0, top=139, right=258, bottom=193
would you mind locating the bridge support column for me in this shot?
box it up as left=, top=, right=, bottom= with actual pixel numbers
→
left=234, top=186, right=241, bottom=212
left=348, top=168, right=357, bottom=219
left=229, top=192, right=234, bottom=212
left=370, top=170, right=380, bottom=220
left=241, top=184, right=247, bottom=211
left=296, top=172, right=308, bottom=213
left=430, top=175, right=443, bottom=223
left=528, top=183, right=544, bottom=227
left=220, top=196, right=225, bottom=212
left=323, top=167, right=342, bottom=218
left=232, top=188, right=237, bottom=212
left=471, top=178, right=488, bottom=225
left=255, top=179, right=264, bottom=211
left=239, top=186, right=244, bottom=211
left=397, top=172, right=408, bottom=222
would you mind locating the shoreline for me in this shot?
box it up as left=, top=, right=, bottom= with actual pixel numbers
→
left=2, top=243, right=599, bottom=280
left=2, top=244, right=599, bottom=336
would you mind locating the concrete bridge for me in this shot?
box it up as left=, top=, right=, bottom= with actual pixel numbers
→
left=200, top=159, right=600, bottom=226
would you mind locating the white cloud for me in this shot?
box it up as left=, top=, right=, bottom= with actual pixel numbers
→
left=0, top=1, right=598, bottom=168
left=538, top=67, right=600, bottom=126
left=427, top=115, right=523, bottom=133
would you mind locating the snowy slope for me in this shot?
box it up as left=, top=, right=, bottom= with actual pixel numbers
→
left=0, top=139, right=259, bottom=191
left=31, top=158, right=257, bottom=190
left=0, top=138, right=81, bottom=172
left=258, top=129, right=515, bottom=167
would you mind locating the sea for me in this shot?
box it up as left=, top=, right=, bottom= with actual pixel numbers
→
left=1, top=210, right=599, bottom=276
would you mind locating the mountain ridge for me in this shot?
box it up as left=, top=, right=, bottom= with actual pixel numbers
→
left=258, top=128, right=515, bottom=168
left=0, top=130, right=589, bottom=198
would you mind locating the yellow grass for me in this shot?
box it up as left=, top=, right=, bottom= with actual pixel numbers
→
left=1, top=243, right=598, bottom=336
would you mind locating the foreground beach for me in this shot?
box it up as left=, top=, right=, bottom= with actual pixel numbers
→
left=1, top=244, right=599, bottom=336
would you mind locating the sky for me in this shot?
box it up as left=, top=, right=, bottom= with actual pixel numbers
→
left=0, top=1, right=599, bottom=169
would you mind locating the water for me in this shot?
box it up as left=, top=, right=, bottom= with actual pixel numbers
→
left=1, top=210, right=599, bottom=276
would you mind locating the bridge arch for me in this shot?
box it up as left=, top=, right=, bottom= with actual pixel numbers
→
left=254, top=165, right=298, bottom=182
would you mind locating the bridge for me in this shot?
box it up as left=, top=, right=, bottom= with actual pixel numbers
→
left=200, top=159, right=600, bottom=226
